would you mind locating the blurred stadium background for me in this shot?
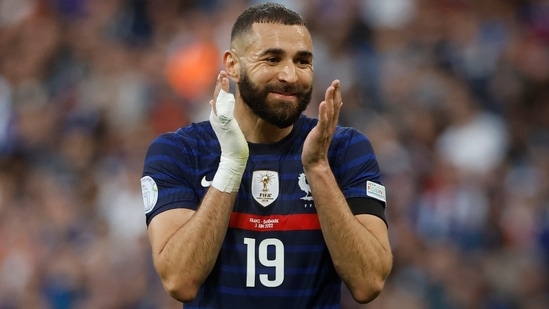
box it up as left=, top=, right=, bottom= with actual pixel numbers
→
left=0, top=0, right=548, bottom=308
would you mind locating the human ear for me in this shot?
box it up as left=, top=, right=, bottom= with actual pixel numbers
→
left=223, top=50, right=240, bottom=82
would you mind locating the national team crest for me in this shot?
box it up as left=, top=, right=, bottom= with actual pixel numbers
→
left=252, top=170, right=279, bottom=207
left=298, top=173, right=313, bottom=201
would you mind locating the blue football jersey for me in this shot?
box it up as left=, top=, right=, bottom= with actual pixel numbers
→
left=141, top=115, right=386, bottom=309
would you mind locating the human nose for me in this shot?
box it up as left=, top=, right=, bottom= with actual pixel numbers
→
left=278, top=61, right=298, bottom=83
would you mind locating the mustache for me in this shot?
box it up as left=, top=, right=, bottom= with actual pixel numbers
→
left=264, top=83, right=307, bottom=95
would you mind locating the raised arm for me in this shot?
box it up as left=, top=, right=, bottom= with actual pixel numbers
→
left=301, top=80, right=393, bottom=303
left=147, top=72, right=249, bottom=302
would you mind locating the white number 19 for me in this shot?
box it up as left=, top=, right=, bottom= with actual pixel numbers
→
left=243, top=237, right=284, bottom=287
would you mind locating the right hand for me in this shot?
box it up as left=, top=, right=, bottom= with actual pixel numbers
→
left=209, top=71, right=249, bottom=192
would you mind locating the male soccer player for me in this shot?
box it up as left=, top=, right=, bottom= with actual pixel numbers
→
left=141, top=3, right=392, bottom=308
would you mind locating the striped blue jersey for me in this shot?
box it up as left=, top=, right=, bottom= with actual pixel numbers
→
left=141, top=115, right=386, bottom=309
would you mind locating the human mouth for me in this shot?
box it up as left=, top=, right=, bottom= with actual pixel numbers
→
left=270, top=91, right=297, bottom=100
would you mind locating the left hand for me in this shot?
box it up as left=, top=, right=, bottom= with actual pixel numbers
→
left=302, top=79, right=343, bottom=171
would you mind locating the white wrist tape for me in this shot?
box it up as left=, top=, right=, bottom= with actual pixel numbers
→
left=209, top=89, right=249, bottom=193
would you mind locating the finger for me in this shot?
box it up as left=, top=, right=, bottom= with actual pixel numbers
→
left=319, top=101, right=328, bottom=127
left=213, top=73, right=222, bottom=102
left=323, top=83, right=339, bottom=129
left=331, top=80, right=343, bottom=122
left=324, top=85, right=335, bottom=115
left=212, top=71, right=231, bottom=115
left=211, top=74, right=222, bottom=115
left=332, top=79, right=342, bottom=107
left=219, top=70, right=230, bottom=93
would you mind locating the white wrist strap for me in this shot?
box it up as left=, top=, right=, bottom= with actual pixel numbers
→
left=209, top=89, right=249, bottom=193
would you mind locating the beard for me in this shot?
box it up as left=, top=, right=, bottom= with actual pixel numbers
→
left=238, top=71, right=312, bottom=129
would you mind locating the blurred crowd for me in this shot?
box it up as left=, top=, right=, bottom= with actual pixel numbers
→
left=0, top=0, right=548, bottom=308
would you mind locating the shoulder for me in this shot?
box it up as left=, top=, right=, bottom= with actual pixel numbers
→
left=297, top=115, right=373, bottom=151
left=334, top=125, right=373, bottom=148
left=299, top=114, right=370, bottom=141
left=143, top=121, right=220, bottom=169
left=296, top=114, right=317, bottom=129
left=142, top=121, right=219, bottom=180
left=171, top=120, right=216, bottom=143
left=147, top=121, right=216, bottom=152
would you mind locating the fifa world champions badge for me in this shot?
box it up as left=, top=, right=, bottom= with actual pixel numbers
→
left=251, top=170, right=279, bottom=207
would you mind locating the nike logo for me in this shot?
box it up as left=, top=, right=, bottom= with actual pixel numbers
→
left=201, top=176, right=213, bottom=187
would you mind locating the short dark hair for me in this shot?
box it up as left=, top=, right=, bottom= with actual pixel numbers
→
left=231, top=3, right=306, bottom=43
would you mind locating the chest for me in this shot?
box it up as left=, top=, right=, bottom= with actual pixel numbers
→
left=238, top=151, right=315, bottom=214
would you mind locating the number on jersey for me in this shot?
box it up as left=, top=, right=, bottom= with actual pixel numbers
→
left=244, top=237, right=284, bottom=287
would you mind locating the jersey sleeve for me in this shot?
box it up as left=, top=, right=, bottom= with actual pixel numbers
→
left=331, top=127, right=387, bottom=225
left=140, top=132, right=200, bottom=226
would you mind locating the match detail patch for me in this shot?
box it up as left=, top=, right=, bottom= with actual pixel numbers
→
left=141, top=176, right=158, bottom=214
left=366, top=181, right=386, bottom=203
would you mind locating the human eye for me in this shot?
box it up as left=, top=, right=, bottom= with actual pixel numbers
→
left=266, top=56, right=280, bottom=64
left=297, top=58, right=311, bottom=65
left=294, top=51, right=313, bottom=68
left=296, top=57, right=312, bottom=68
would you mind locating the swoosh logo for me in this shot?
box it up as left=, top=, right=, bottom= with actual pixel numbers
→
left=201, top=176, right=213, bottom=187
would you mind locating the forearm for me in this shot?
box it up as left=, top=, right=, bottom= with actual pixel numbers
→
left=153, top=189, right=236, bottom=301
left=148, top=71, right=248, bottom=302
left=305, top=164, right=392, bottom=303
